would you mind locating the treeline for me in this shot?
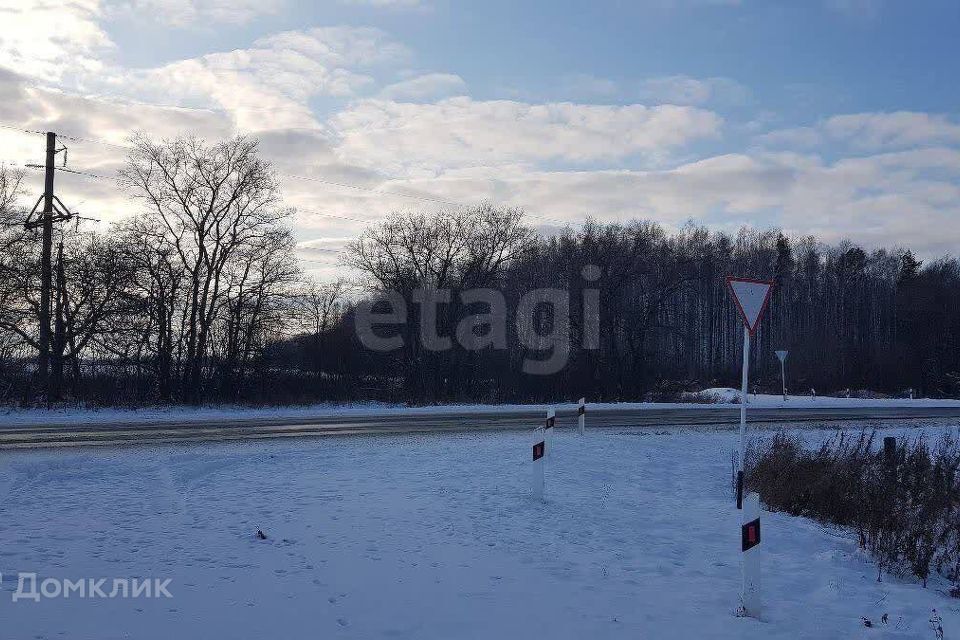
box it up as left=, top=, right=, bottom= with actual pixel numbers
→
left=340, top=211, right=960, bottom=402
left=0, top=135, right=958, bottom=407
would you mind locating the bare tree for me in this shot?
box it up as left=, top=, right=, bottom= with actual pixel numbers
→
left=0, top=167, right=31, bottom=400
left=345, top=205, right=533, bottom=399
left=119, top=134, right=292, bottom=404
left=346, top=205, right=532, bottom=294
left=294, top=278, right=349, bottom=377
left=216, top=225, right=300, bottom=395
left=0, top=166, right=38, bottom=360
left=50, top=232, right=134, bottom=399
left=114, top=214, right=186, bottom=402
left=0, top=166, right=24, bottom=228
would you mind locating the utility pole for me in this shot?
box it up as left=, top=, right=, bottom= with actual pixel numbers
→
left=38, top=132, right=56, bottom=399
left=25, top=131, right=71, bottom=404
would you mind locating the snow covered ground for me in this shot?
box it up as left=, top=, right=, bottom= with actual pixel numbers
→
left=2, top=392, right=960, bottom=428
left=2, top=422, right=958, bottom=639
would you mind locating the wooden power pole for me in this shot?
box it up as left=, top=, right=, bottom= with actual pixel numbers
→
left=25, top=131, right=72, bottom=404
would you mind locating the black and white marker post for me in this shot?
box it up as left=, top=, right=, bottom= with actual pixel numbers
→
left=726, top=276, right=773, bottom=620
left=577, top=398, right=586, bottom=436
left=532, top=427, right=546, bottom=499
left=545, top=408, right=556, bottom=456
left=741, top=492, right=761, bottom=613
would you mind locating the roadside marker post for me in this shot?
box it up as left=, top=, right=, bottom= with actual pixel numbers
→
left=741, top=492, right=762, bottom=617
left=726, top=276, right=773, bottom=621
left=545, top=408, right=556, bottom=457
left=577, top=398, right=586, bottom=436
left=532, top=427, right=546, bottom=499
left=775, top=350, right=788, bottom=402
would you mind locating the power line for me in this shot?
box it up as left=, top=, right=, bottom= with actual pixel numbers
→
left=56, top=132, right=130, bottom=152
left=24, top=164, right=112, bottom=181
left=294, top=207, right=382, bottom=226
left=297, top=246, right=344, bottom=255
left=0, top=122, right=47, bottom=137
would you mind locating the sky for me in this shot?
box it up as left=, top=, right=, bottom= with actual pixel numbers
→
left=0, top=0, right=958, bottom=277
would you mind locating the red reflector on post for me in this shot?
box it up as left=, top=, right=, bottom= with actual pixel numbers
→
left=532, top=441, right=545, bottom=461
left=741, top=518, right=761, bottom=552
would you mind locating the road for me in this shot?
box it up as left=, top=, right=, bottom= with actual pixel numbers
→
left=2, top=405, right=960, bottom=449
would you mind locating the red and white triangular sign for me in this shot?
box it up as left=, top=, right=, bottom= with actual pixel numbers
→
left=727, top=277, right=773, bottom=334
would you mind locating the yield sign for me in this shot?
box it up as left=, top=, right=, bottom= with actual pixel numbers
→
left=727, top=277, right=774, bottom=334
left=775, top=350, right=788, bottom=363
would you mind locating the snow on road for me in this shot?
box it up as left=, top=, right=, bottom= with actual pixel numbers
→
left=1, top=423, right=958, bottom=639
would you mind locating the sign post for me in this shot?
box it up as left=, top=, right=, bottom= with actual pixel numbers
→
left=577, top=398, right=586, bottom=436
left=739, top=323, right=750, bottom=481
left=775, top=350, right=788, bottom=402
left=532, top=427, right=545, bottom=499
left=727, top=277, right=774, bottom=499
left=726, top=276, right=773, bottom=621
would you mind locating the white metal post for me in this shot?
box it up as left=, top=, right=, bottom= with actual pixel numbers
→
left=545, top=408, right=556, bottom=457
left=531, top=427, right=545, bottom=499
left=780, top=359, right=786, bottom=402
left=739, top=326, right=750, bottom=475
left=741, top=492, right=762, bottom=618
left=577, top=397, right=585, bottom=436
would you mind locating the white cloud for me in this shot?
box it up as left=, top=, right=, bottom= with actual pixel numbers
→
left=823, top=112, right=960, bottom=150
left=0, top=0, right=113, bottom=82
left=117, top=27, right=409, bottom=131
left=753, top=126, right=823, bottom=149
left=370, top=147, right=960, bottom=255
left=758, top=112, right=960, bottom=152
left=107, top=0, right=286, bottom=27
left=637, top=75, right=750, bottom=106
left=254, top=26, right=409, bottom=68
left=553, top=73, right=749, bottom=106
left=330, top=97, right=723, bottom=175
left=0, top=3, right=410, bottom=131
left=0, top=68, right=239, bottom=228
left=6, top=70, right=956, bottom=259
left=378, top=73, right=466, bottom=101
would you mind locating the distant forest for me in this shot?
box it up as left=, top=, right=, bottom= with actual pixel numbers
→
left=1, top=136, right=958, bottom=407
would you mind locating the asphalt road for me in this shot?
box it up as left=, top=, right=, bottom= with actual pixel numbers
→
left=2, top=405, right=960, bottom=449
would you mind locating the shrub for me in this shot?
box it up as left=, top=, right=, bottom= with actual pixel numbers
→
left=746, top=430, right=960, bottom=588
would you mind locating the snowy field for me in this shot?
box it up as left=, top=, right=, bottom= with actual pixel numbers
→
left=2, top=422, right=959, bottom=639
left=2, top=392, right=960, bottom=428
